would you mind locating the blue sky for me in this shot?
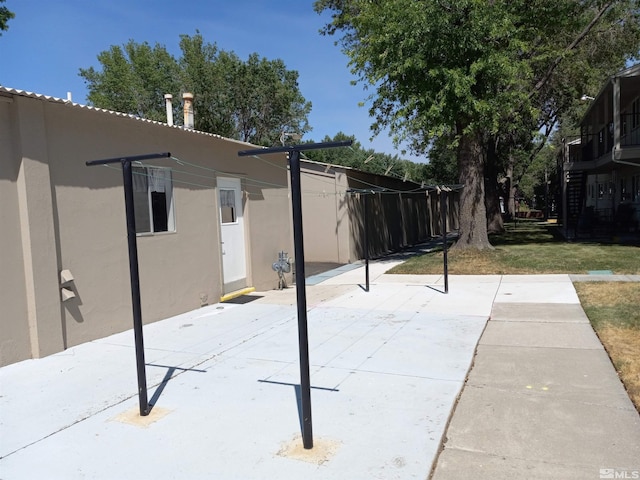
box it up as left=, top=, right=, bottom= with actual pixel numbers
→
left=1, top=0, right=423, bottom=161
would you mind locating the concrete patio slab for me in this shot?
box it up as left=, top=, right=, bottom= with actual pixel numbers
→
left=0, top=278, right=496, bottom=480
left=3, top=274, right=639, bottom=480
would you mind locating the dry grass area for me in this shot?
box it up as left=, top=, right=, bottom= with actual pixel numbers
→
left=574, top=282, right=640, bottom=412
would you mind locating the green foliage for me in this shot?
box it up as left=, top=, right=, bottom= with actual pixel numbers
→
left=303, top=132, right=430, bottom=183
left=421, top=136, right=459, bottom=185
left=230, top=53, right=311, bottom=145
left=316, top=0, right=640, bottom=248
left=317, top=0, right=536, bottom=148
left=80, top=32, right=311, bottom=146
left=80, top=41, right=181, bottom=122
left=0, top=0, right=15, bottom=35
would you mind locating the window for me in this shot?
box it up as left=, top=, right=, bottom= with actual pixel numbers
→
left=633, top=98, right=640, bottom=130
left=633, top=175, right=640, bottom=202
left=219, top=189, right=237, bottom=224
left=132, top=166, right=175, bottom=234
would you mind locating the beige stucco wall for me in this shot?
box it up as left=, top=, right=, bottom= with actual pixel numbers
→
left=0, top=92, right=292, bottom=366
left=241, top=153, right=294, bottom=291
left=0, top=100, right=31, bottom=366
left=301, top=166, right=340, bottom=263
left=299, top=163, right=354, bottom=264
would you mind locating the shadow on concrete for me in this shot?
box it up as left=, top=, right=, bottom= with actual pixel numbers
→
left=147, top=363, right=207, bottom=409
left=257, top=379, right=339, bottom=438
left=222, top=295, right=264, bottom=305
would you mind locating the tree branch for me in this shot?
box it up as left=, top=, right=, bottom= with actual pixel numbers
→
left=531, top=1, right=614, bottom=96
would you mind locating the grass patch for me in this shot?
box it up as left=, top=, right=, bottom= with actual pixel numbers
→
left=390, top=222, right=640, bottom=275
left=574, top=282, right=640, bottom=412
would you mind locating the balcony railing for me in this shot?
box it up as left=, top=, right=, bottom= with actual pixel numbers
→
left=568, top=114, right=640, bottom=163
left=620, top=113, right=640, bottom=147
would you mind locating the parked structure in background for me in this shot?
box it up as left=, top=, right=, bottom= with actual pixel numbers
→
left=0, top=86, right=459, bottom=367
left=562, top=63, right=640, bottom=238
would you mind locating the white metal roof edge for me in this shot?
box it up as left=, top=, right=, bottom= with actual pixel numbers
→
left=0, top=85, right=259, bottom=150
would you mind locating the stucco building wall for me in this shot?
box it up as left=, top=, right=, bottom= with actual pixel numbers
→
left=0, top=90, right=291, bottom=366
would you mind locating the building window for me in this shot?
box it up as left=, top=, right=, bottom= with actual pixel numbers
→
left=219, top=189, right=237, bottom=224
left=132, top=166, right=175, bottom=234
left=633, top=98, right=640, bottom=130
left=633, top=175, right=640, bottom=202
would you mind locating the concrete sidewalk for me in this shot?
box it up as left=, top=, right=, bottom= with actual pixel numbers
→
left=1, top=265, right=638, bottom=479
left=431, top=275, right=640, bottom=480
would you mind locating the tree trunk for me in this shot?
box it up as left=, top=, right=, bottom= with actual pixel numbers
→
left=484, top=137, right=505, bottom=234
left=506, top=161, right=516, bottom=218
left=452, top=132, right=493, bottom=250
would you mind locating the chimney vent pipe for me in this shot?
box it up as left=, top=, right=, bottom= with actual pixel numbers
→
left=183, top=93, right=194, bottom=129
left=164, top=94, right=174, bottom=126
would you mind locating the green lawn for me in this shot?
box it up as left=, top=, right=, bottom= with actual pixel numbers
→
left=389, top=221, right=640, bottom=275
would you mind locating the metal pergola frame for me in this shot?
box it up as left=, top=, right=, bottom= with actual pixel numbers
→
left=86, top=152, right=172, bottom=416
left=238, top=140, right=353, bottom=450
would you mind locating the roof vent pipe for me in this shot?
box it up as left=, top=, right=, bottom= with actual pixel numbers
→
left=183, top=92, right=194, bottom=129
left=164, top=94, right=174, bottom=126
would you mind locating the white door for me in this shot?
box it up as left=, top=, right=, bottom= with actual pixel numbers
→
left=218, top=177, right=247, bottom=293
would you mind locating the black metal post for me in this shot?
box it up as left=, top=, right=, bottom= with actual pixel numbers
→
left=122, top=160, right=150, bottom=416
left=440, top=190, right=449, bottom=294
left=364, top=193, right=370, bottom=292
left=238, top=140, right=352, bottom=451
left=288, top=149, right=313, bottom=449
left=86, top=152, right=169, bottom=416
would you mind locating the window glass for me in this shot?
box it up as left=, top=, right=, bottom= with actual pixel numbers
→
left=220, top=189, right=236, bottom=224
left=132, top=166, right=174, bottom=234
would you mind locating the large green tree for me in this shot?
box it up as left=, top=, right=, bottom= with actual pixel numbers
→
left=80, top=33, right=311, bottom=146
left=0, top=0, right=14, bottom=35
left=80, top=41, right=181, bottom=122
left=315, top=0, right=640, bottom=249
